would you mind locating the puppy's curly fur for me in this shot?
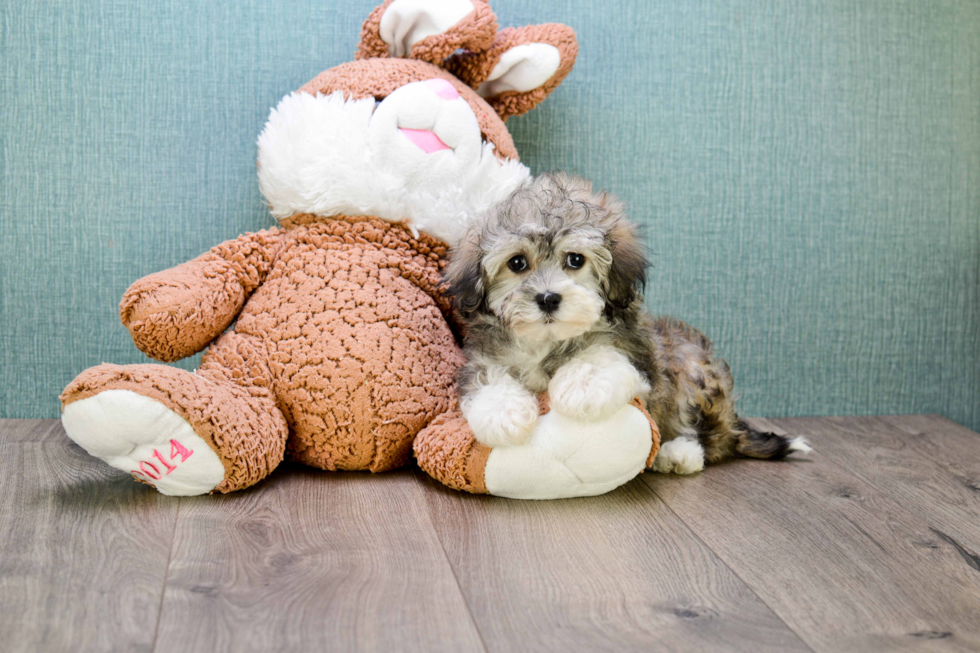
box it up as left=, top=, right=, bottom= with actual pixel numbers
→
left=446, top=173, right=810, bottom=473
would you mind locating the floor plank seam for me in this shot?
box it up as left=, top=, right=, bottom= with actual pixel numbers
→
left=640, top=475, right=819, bottom=653
left=411, top=469, right=491, bottom=653
left=150, top=497, right=181, bottom=653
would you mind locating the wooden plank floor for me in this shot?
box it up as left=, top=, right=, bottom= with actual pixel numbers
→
left=2, top=416, right=979, bottom=652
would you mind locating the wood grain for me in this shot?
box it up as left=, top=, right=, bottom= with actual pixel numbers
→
left=417, top=470, right=811, bottom=653
left=6, top=417, right=980, bottom=652
left=152, top=465, right=485, bottom=653
left=645, top=418, right=980, bottom=653
left=772, top=416, right=980, bottom=552
left=0, top=421, right=177, bottom=652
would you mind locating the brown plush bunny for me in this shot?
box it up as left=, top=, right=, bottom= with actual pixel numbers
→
left=60, top=0, right=657, bottom=499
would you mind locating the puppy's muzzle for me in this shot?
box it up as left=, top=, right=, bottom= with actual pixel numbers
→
left=535, top=292, right=562, bottom=314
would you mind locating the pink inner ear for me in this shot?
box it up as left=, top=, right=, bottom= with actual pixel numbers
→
left=400, top=128, right=451, bottom=154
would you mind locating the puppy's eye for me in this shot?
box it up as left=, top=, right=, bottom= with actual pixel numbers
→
left=507, top=255, right=529, bottom=273
left=565, top=253, right=586, bottom=270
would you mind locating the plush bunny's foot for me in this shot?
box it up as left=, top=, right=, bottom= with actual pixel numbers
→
left=62, top=390, right=225, bottom=496
left=415, top=396, right=661, bottom=500
left=61, top=361, right=289, bottom=495
left=482, top=402, right=655, bottom=499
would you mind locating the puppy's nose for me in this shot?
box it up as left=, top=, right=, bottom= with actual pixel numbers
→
left=536, top=292, right=562, bottom=314
left=425, top=78, right=459, bottom=100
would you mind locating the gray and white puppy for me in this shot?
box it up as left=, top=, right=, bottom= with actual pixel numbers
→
left=445, top=173, right=809, bottom=474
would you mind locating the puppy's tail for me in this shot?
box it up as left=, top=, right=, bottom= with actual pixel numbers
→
left=735, top=420, right=812, bottom=460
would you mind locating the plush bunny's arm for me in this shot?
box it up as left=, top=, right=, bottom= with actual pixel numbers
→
left=120, top=229, right=284, bottom=362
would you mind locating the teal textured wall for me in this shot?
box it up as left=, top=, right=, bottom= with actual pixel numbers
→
left=1, top=0, right=978, bottom=429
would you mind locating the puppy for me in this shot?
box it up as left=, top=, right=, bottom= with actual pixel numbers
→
left=445, top=173, right=810, bottom=474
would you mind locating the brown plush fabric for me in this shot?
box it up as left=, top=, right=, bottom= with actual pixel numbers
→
left=413, top=409, right=492, bottom=494
left=299, top=58, right=517, bottom=161
left=413, top=394, right=661, bottom=495
left=355, top=0, right=395, bottom=61
left=238, top=214, right=465, bottom=472
left=356, top=0, right=498, bottom=66
left=635, top=398, right=662, bottom=468
left=60, top=332, right=289, bottom=493
left=65, top=215, right=465, bottom=489
left=120, top=229, right=284, bottom=362
left=446, top=24, right=579, bottom=121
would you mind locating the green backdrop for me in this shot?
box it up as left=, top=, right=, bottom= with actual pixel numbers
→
left=2, top=0, right=978, bottom=430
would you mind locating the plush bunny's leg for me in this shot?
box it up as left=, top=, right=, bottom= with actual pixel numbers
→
left=61, top=332, right=288, bottom=496
left=415, top=397, right=660, bottom=500
left=413, top=410, right=494, bottom=494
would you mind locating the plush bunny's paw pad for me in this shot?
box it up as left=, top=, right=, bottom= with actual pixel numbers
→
left=482, top=402, right=655, bottom=500
left=652, top=437, right=705, bottom=475
left=62, top=390, right=225, bottom=496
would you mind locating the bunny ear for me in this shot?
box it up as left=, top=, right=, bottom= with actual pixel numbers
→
left=446, top=24, right=578, bottom=120
left=356, top=0, right=497, bottom=66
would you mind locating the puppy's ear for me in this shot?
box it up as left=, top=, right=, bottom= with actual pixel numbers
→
left=444, top=233, right=486, bottom=317
left=603, top=213, right=648, bottom=313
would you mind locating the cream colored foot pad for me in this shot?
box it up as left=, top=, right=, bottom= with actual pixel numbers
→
left=62, top=390, right=225, bottom=496
left=484, top=403, right=653, bottom=500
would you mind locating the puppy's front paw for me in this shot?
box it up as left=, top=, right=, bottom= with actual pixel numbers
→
left=462, top=383, right=539, bottom=448
left=652, top=437, right=705, bottom=475
left=548, top=349, right=649, bottom=420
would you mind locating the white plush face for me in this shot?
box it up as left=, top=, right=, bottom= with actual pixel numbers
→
left=257, top=82, right=529, bottom=246
left=256, top=0, right=578, bottom=245
left=367, top=78, right=495, bottom=193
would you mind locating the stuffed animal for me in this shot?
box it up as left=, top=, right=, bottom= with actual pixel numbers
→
left=416, top=395, right=660, bottom=499
left=60, top=0, right=659, bottom=499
